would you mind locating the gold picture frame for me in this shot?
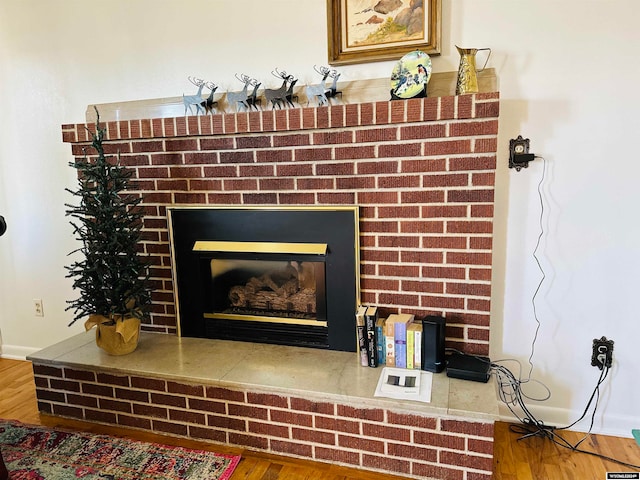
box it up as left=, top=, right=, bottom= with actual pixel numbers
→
left=327, top=0, right=441, bottom=66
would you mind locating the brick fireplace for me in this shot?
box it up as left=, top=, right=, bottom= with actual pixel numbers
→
left=62, top=92, right=499, bottom=356
left=46, top=93, right=500, bottom=479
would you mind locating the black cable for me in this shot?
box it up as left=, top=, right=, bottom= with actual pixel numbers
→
left=556, top=364, right=608, bottom=432
left=449, top=350, right=638, bottom=469
left=525, top=155, right=547, bottom=381
left=495, top=155, right=640, bottom=469
left=495, top=361, right=640, bottom=470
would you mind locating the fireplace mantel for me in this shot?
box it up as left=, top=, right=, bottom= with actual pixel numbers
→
left=84, top=69, right=498, bottom=123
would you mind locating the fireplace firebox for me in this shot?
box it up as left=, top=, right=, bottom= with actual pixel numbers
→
left=168, top=206, right=360, bottom=351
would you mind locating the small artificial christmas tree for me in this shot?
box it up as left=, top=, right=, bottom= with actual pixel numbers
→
left=65, top=109, right=151, bottom=352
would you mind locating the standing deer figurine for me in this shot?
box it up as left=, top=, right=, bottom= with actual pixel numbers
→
left=305, top=65, right=331, bottom=106
left=246, top=78, right=262, bottom=111
left=183, top=76, right=206, bottom=116
left=200, top=81, right=222, bottom=114
left=264, top=69, right=293, bottom=110
left=284, top=77, right=299, bottom=108
left=326, top=69, right=342, bottom=103
left=226, top=74, right=253, bottom=112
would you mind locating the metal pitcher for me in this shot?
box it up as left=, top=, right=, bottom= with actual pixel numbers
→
left=455, top=46, right=491, bottom=95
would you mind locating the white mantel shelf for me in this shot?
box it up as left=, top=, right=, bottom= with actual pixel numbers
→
left=86, top=69, right=498, bottom=123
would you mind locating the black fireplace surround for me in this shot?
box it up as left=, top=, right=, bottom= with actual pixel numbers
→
left=168, top=206, right=360, bottom=351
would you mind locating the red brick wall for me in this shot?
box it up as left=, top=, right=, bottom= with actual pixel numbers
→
left=33, top=362, right=494, bottom=480
left=62, top=92, right=499, bottom=356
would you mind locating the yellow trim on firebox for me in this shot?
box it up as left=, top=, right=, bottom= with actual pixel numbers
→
left=204, top=312, right=327, bottom=327
left=192, top=241, right=328, bottom=256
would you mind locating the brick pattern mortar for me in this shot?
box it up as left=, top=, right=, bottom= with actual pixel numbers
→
left=62, top=93, right=499, bottom=356
left=33, top=363, right=494, bottom=480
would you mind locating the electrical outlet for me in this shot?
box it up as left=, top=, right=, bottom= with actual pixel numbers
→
left=591, top=336, right=614, bottom=370
left=508, top=135, right=535, bottom=171
left=34, top=298, right=44, bottom=317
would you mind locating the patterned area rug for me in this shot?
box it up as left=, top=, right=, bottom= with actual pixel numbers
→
left=0, top=419, right=240, bottom=479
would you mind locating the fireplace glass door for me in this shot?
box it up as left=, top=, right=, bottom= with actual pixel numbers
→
left=193, top=240, right=329, bottom=347
left=206, top=258, right=327, bottom=325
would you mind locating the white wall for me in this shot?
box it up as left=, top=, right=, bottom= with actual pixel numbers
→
left=1, top=0, right=638, bottom=437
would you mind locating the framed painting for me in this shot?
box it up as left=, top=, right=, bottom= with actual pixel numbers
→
left=327, top=0, right=441, bottom=66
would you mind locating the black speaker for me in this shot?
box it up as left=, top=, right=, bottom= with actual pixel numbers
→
left=421, top=316, right=446, bottom=373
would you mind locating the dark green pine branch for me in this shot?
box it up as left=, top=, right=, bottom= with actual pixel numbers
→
left=65, top=109, right=152, bottom=326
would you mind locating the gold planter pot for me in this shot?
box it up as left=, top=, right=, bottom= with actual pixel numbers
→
left=85, top=315, right=141, bottom=355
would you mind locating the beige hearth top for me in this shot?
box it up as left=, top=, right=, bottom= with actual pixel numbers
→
left=29, top=331, right=498, bottom=422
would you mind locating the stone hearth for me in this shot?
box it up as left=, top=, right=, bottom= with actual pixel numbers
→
left=29, top=332, right=497, bottom=479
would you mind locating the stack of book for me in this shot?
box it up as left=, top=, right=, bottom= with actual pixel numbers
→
left=355, top=307, right=423, bottom=369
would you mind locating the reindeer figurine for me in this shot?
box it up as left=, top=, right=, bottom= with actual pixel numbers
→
left=246, top=78, right=262, bottom=111
left=305, top=65, right=331, bottom=106
left=183, top=76, right=207, bottom=116
left=325, top=69, right=342, bottom=103
left=200, top=81, right=222, bottom=114
left=264, top=69, right=293, bottom=110
left=284, top=76, right=299, bottom=108
left=226, top=74, right=253, bottom=112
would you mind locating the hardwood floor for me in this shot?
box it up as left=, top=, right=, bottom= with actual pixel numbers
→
left=1, top=358, right=638, bottom=479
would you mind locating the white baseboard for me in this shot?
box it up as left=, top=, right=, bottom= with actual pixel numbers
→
left=1, top=344, right=40, bottom=360
left=498, top=403, right=638, bottom=438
